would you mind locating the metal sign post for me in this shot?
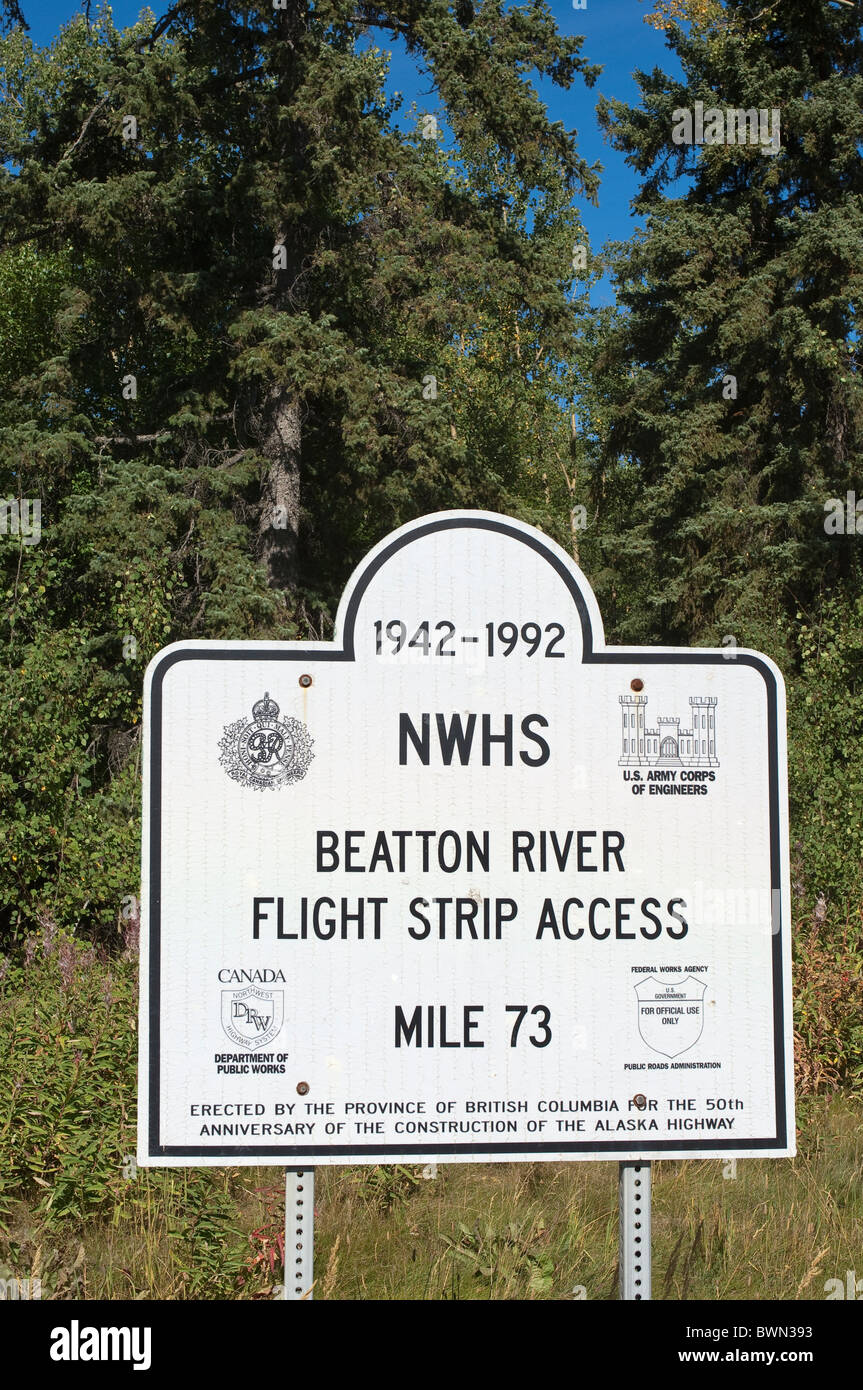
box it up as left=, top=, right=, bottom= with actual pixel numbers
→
left=619, top=1162, right=651, bottom=1300
left=283, top=1168, right=314, bottom=1300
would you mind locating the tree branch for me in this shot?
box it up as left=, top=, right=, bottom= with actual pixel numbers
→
left=0, top=1, right=28, bottom=35
left=91, top=414, right=233, bottom=446
left=133, top=3, right=185, bottom=52
left=58, top=4, right=188, bottom=164
left=0, top=225, right=52, bottom=249
left=60, top=89, right=114, bottom=163
left=91, top=431, right=172, bottom=445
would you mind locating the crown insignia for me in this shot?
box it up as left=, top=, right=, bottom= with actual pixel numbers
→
left=220, top=690, right=314, bottom=789
left=252, top=692, right=280, bottom=722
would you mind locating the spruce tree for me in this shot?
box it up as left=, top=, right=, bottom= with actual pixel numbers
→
left=590, top=0, right=863, bottom=650
left=0, top=2, right=599, bottom=938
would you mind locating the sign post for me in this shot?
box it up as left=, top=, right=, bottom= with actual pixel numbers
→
left=284, top=1169, right=314, bottom=1300
left=619, top=1162, right=651, bottom=1300
left=138, top=510, right=794, bottom=1298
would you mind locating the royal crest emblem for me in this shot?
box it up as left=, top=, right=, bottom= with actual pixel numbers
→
left=221, top=986, right=284, bottom=1049
left=635, top=975, right=707, bottom=1058
left=219, top=692, right=314, bottom=789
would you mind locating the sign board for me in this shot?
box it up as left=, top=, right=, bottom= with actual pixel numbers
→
left=138, top=511, right=794, bottom=1165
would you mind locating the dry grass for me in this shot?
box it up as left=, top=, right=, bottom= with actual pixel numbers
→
left=1, top=1094, right=860, bottom=1301
left=305, top=1095, right=862, bottom=1299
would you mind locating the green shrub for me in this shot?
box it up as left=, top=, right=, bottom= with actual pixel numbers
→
left=0, top=920, right=138, bottom=1224
left=785, top=593, right=863, bottom=912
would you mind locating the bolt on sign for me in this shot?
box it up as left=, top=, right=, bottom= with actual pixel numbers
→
left=137, top=512, right=794, bottom=1165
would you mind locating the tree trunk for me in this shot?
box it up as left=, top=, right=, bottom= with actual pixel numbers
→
left=257, top=383, right=301, bottom=591
left=256, top=2, right=307, bottom=594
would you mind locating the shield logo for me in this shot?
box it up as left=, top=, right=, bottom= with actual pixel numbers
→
left=634, top=975, right=707, bottom=1058
left=221, top=986, right=284, bottom=1049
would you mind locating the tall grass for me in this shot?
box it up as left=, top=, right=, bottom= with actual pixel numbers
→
left=0, top=1096, right=859, bottom=1300
left=1, top=923, right=860, bottom=1300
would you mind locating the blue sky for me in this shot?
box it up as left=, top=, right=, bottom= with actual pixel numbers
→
left=22, top=1, right=686, bottom=304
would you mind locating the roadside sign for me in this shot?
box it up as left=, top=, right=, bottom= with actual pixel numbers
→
left=138, top=511, right=794, bottom=1165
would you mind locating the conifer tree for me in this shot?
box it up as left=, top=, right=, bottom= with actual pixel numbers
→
left=0, top=2, right=599, bottom=938
left=590, top=0, right=862, bottom=650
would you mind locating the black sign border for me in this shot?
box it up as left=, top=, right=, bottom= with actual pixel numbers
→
left=144, top=514, right=790, bottom=1160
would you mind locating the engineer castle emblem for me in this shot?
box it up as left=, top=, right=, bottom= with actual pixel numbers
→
left=618, top=693, right=719, bottom=770
left=219, top=692, right=314, bottom=789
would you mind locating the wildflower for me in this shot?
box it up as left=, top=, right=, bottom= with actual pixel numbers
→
left=58, top=940, right=76, bottom=989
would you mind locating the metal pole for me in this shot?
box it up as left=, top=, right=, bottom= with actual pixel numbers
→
left=284, top=1168, right=314, bottom=1300
left=619, top=1161, right=651, bottom=1300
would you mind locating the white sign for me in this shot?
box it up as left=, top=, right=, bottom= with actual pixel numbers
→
left=138, top=511, right=794, bottom=1164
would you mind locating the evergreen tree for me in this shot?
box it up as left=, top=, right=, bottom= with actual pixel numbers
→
left=0, top=2, right=599, bottom=939
left=590, top=0, right=863, bottom=650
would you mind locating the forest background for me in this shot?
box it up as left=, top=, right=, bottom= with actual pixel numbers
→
left=0, top=0, right=861, bottom=1300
